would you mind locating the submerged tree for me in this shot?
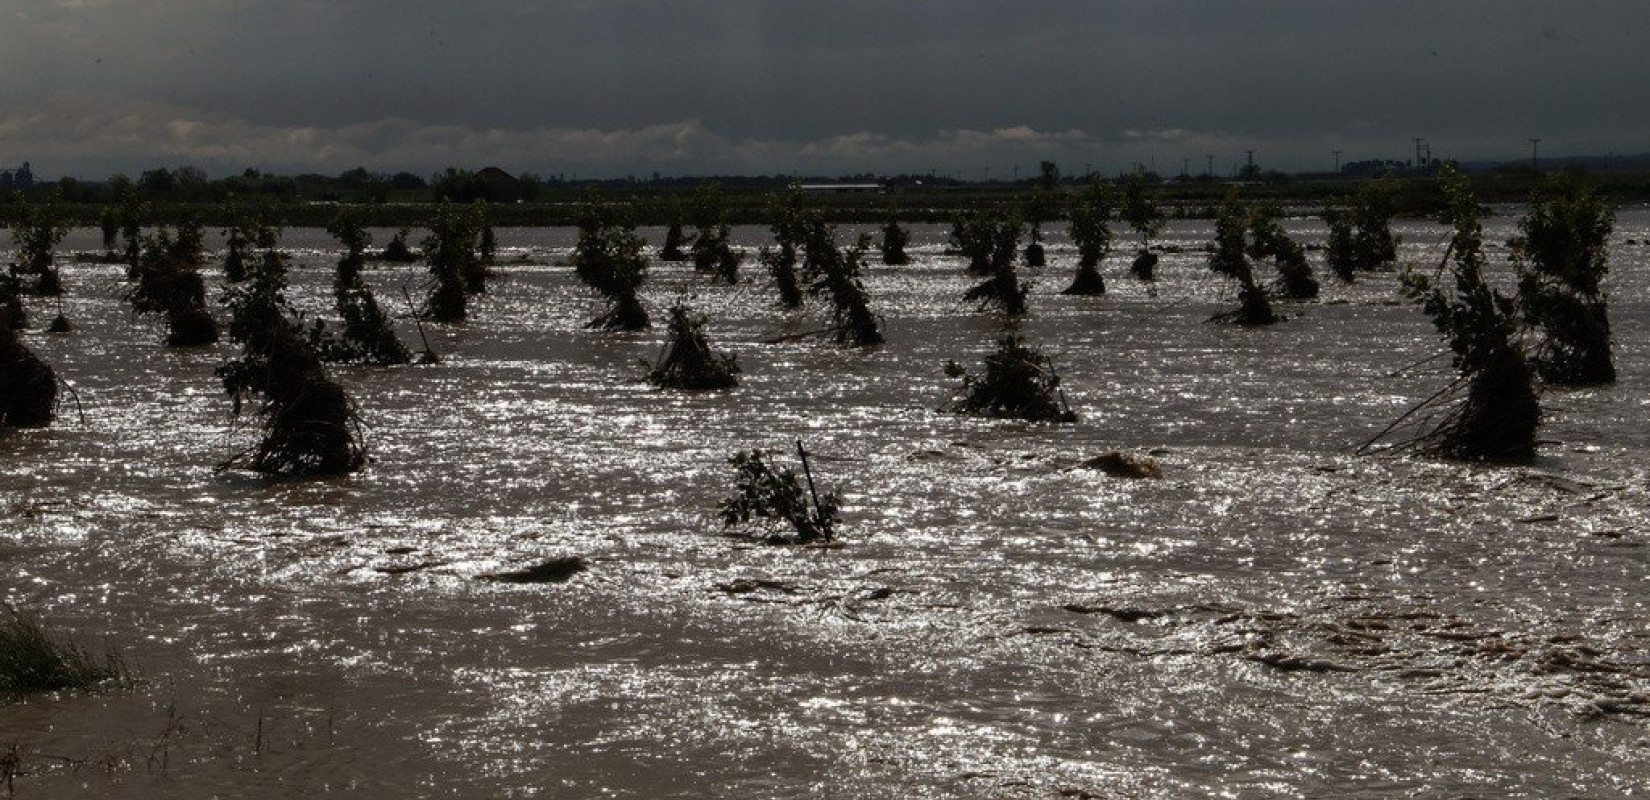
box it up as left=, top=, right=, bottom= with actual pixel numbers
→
left=571, top=190, right=651, bottom=331
left=1121, top=169, right=1166, bottom=281
left=1322, top=207, right=1359, bottom=282
left=0, top=273, right=24, bottom=331
left=1022, top=160, right=1061, bottom=267
left=961, top=213, right=1029, bottom=317
left=219, top=196, right=278, bottom=284
left=659, top=208, right=693, bottom=262
left=1063, top=178, right=1117, bottom=295
left=9, top=191, right=71, bottom=296
left=1511, top=176, right=1615, bottom=385
left=944, top=335, right=1075, bottom=422
left=717, top=443, right=840, bottom=545
left=1247, top=203, right=1318, bottom=299
left=1387, top=166, right=1539, bottom=462
left=218, top=246, right=365, bottom=476
left=129, top=220, right=219, bottom=346
left=950, top=210, right=1018, bottom=276
left=880, top=216, right=911, bottom=266
left=1325, top=178, right=1401, bottom=281
left=763, top=187, right=814, bottom=308
left=690, top=182, right=742, bottom=283
left=113, top=181, right=148, bottom=276
left=314, top=207, right=411, bottom=365
left=0, top=315, right=55, bottom=428
left=801, top=225, right=884, bottom=347
left=422, top=201, right=484, bottom=323
left=379, top=228, right=419, bottom=263
left=1207, top=193, right=1277, bottom=325
left=648, top=304, right=739, bottom=389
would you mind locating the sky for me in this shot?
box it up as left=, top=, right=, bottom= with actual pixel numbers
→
left=2, top=0, right=1647, bottom=180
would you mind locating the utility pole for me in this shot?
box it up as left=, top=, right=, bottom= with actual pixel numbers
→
left=1333, top=149, right=1342, bottom=173
left=1529, top=138, right=1542, bottom=172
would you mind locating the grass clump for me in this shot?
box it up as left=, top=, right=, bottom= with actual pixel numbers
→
left=717, top=443, right=840, bottom=545
left=1512, top=175, right=1615, bottom=385
left=944, top=336, right=1076, bottom=422
left=0, top=607, right=126, bottom=697
left=572, top=190, right=651, bottom=331
left=648, top=304, right=739, bottom=389
left=1383, top=166, right=1539, bottom=462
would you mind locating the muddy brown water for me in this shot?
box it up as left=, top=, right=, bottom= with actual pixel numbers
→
left=3, top=211, right=1649, bottom=798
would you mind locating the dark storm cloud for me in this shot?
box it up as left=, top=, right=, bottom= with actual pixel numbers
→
left=3, top=0, right=1647, bottom=177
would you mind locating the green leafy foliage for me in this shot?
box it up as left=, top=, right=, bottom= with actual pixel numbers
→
left=1511, top=176, right=1615, bottom=385
left=422, top=200, right=484, bottom=323
left=647, top=304, right=739, bottom=390
left=1246, top=202, right=1318, bottom=299
left=9, top=191, right=70, bottom=296
left=572, top=190, right=651, bottom=331
left=1064, top=178, right=1116, bottom=295
left=945, top=336, right=1076, bottom=422
left=717, top=447, right=840, bottom=545
left=1393, top=166, right=1538, bottom=462
left=1206, top=192, right=1277, bottom=325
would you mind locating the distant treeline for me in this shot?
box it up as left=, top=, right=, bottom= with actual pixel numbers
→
left=7, top=163, right=1650, bottom=228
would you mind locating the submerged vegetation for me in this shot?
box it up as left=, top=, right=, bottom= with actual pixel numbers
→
left=1511, top=176, right=1615, bottom=385
left=9, top=192, right=71, bottom=297
left=1207, top=193, right=1278, bottom=326
left=218, top=235, right=365, bottom=477
left=879, top=216, right=911, bottom=266
left=0, top=321, right=56, bottom=429
left=572, top=191, right=651, bottom=331
left=1324, top=178, right=1400, bottom=281
left=423, top=201, right=485, bottom=323
left=1246, top=203, right=1318, bottom=299
left=315, top=207, right=412, bottom=365
left=648, top=304, right=739, bottom=390
left=690, top=183, right=742, bottom=283
left=1121, top=169, right=1166, bottom=281
left=1063, top=178, right=1117, bottom=295
left=0, top=607, right=126, bottom=697
left=945, top=336, right=1075, bottom=422
left=955, top=212, right=1028, bottom=315
left=1388, top=166, right=1539, bottom=462
left=801, top=224, right=884, bottom=347
left=717, top=443, right=840, bottom=545
left=128, top=219, right=220, bottom=346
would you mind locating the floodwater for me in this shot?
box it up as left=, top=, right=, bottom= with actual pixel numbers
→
left=3, top=210, right=1649, bottom=798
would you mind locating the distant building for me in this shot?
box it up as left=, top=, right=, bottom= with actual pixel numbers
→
left=474, top=167, right=521, bottom=202
left=0, top=162, right=35, bottom=190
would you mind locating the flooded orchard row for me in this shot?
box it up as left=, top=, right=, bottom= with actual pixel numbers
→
left=3, top=212, right=1649, bottom=798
